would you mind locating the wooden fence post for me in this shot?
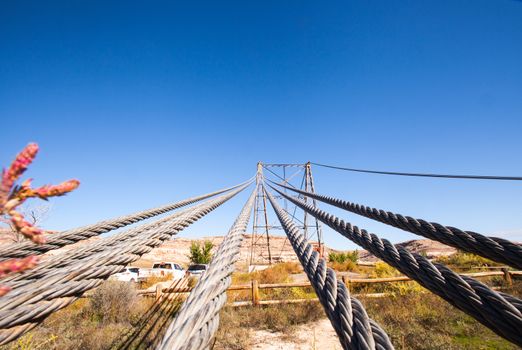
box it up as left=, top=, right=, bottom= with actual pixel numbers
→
left=251, top=280, right=260, bottom=306
left=156, top=284, right=163, bottom=301
left=502, top=268, right=513, bottom=286
left=341, top=275, right=351, bottom=290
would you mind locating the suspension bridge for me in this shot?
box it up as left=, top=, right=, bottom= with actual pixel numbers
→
left=0, top=162, right=521, bottom=349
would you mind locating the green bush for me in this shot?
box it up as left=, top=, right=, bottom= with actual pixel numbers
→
left=328, top=250, right=358, bottom=264
left=188, top=240, right=214, bottom=264
left=434, top=251, right=500, bottom=270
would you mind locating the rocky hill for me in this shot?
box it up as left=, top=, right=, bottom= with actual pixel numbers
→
left=2, top=230, right=458, bottom=268
left=357, top=239, right=456, bottom=262
left=131, top=235, right=457, bottom=267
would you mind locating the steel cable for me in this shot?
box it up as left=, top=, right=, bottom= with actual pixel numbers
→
left=269, top=185, right=522, bottom=346
left=271, top=181, right=522, bottom=270
left=264, top=184, right=394, bottom=350
left=0, top=181, right=252, bottom=345
left=311, top=162, right=522, bottom=181
left=0, top=180, right=251, bottom=260
left=157, top=187, right=256, bottom=350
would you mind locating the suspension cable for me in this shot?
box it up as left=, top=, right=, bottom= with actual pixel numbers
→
left=269, top=185, right=522, bottom=347
left=311, top=162, right=522, bottom=181
left=0, top=181, right=252, bottom=345
left=0, top=178, right=253, bottom=260
left=264, top=183, right=394, bottom=350
left=157, top=188, right=256, bottom=350
left=270, top=180, right=522, bottom=270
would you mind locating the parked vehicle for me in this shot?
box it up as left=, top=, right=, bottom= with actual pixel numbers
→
left=187, top=264, right=208, bottom=277
left=139, top=262, right=185, bottom=280
left=111, top=267, right=140, bottom=283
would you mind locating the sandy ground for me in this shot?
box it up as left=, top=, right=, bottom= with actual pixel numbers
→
left=250, top=318, right=341, bottom=350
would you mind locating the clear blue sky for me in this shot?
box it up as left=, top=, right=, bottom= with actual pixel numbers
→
left=1, top=0, right=521, bottom=250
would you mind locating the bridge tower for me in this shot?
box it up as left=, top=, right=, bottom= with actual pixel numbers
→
left=249, top=162, right=324, bottom=269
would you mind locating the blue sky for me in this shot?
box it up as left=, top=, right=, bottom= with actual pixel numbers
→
left=1, top=0, right=521, bottom=250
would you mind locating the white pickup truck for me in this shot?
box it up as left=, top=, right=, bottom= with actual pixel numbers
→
left=139, top=262, right=185, bottom=280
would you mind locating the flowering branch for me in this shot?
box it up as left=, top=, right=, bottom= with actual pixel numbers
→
left=0, top=143, right=80, bottom=295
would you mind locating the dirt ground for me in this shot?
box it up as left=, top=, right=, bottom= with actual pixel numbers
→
left=250, top=318, right=341, bottom=350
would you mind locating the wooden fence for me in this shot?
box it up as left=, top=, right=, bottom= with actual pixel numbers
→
left=143, top=269, right=520, bottom=306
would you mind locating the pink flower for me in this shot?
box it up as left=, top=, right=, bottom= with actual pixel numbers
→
left=0, top=143, right=38, bottom=204
left=30, top=179, right=81, bottom=199
left=0, top=256, right=39, bottom=296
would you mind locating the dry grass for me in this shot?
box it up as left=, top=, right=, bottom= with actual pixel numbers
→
left=214, top=301, right=324, bottom=349
left=139, top=273, right=173, bottom=289
left=2, top=258, right=519, bottom=350
left=329, top=260, right=358, bottom=272
left=229, top=262, right=314, bottom=302
left=434, top=251, right=503, bottom=271
left=360, top=280, right=522, bottom=350
left=0, top=281, right=155, bottom=350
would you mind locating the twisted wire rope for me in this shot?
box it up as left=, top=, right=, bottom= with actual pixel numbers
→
left=157, top=187, right=257, bottom=350
left=270, top=185, right=522, bottom=346
left=3, top=198, right=213, bottom=285
left=1, top=183, right=249, bottom=307
left=0, top=181, right=252, bottom=345
left=271, top=181, right=522, bottom=270
left=264, top=184, right=393, bottom=350
left=0, top=180, right=251, bottom=260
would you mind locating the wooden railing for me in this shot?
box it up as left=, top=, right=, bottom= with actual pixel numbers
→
left=140, top=269, right=520, bottom=306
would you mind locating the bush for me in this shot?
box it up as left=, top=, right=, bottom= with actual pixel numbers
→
left=330, top=260, right=357, bottom=272
left=329, top=250, right=358, bottom=264
left=371, top=262, right=401, bottom=278
left=188, top=240, right=213, bottom=264
left=435, top=251, right=500, bottom=270
left=89, top=281, right=141, bottom=324
left=0, top=281, right=154, bottom=350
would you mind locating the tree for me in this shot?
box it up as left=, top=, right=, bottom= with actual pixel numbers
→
left=188, top=240, right=214, bottom=264
left=0, top=203, right=50, bottom=243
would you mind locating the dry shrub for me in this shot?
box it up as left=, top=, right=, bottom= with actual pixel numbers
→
left=329, top=260, right=357, bottom=272
left=89, top=281, right=142, bottom=323
left=0, top=281, right=153, bottom=350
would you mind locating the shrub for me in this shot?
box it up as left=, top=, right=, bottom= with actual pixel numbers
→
left=329, top=250, right=358, bottom=264
left=371, top=262, right=401, bottom=278
left=435, top=251, right=500, bottom=270
left=330, top=260, right=357, bottom=272
left=89, top=281, right=141, bottom=324
left=188, top=240, right=213, bottom=264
